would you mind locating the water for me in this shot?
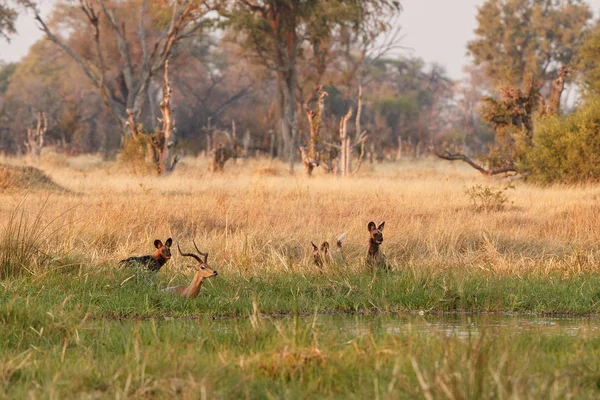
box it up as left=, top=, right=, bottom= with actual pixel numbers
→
left=113, top=312, right=600, bottom=339
left=308, top=313, right=600, bottom=339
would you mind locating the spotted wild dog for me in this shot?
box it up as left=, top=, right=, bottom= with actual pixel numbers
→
left=120, top=238, right=173, bottom=272
left=312, top=232, right=347, bottom=267
left=164, top=241, right=218, bottom=298
left=366, top=221, right=388, bottom=269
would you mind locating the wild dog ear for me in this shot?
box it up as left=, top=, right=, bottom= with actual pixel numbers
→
left=368, top=221, right=376, bottom=231
left=321, top=241, right=329, bottom=251
left=165, top=238, right=173, bottom=247
left=378, top=222, right=385, bottom=231
left=311, top=241, right=319, bottom=251
left=154, top=239, right=163, bottom=249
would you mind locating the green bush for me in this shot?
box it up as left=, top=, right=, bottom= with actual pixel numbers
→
left=464, top=184, right=514, bottom=212
left=523, top=98, right=600, bottom=184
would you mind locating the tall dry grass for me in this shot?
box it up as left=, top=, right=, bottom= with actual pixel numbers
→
left=1, top=154, right=600, bottom=278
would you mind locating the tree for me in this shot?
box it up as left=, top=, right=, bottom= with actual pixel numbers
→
left=2, top=39, right=111, bottom=155
left=431, top=0, right=591, bottom=177
left=32, top=0, right=213, bottom=139
left=221, top=0, right=400, bottom=173
left=431, top=68, right=572, bottom=176
left=368, top=57, right=453, bottom=158
left=578, top=22, right=600, bottom=97
left=468, top=0, right=591, bottom=88
left=0, top=0, right=34, bottom=41
left=125, top=60, right=180, bottom=175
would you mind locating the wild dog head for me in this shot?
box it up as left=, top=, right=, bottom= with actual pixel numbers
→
left=153, top=238, right=173, bottom=261
left=311, top=241, right=330, bottom=267
left=367, top=222, right=384, bottom=245
left=311, top=232, right=346, bottom=267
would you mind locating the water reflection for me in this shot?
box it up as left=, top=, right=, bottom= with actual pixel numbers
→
left=106, top=312, right=600, bottom=340
left=307, top=313, right=600, bottom=339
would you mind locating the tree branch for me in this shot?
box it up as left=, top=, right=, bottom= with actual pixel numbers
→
left=429, top=146, right=516, bottom=175
left=34, top=13, right=100, bottom=87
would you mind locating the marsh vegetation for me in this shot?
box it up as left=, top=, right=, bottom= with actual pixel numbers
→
left=1, top=157, right=600, bottom=397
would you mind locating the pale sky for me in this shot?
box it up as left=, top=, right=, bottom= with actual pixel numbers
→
left=1, top=0, right=600, bottom=80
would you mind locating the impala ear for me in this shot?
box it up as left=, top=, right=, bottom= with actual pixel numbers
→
left=378, top=222, right=385, bottom=231
left=165, top=238, right=173, bottom=247
left=368, top=221, right=376, bottom=231
left=154, top=239, right=163, bottom=249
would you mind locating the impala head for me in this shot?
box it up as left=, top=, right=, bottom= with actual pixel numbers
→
left=177, top=241, right=218, bottom=279
left=154, top=238, right=173, bottom=260
left=368, top=221, right=385, bottom=245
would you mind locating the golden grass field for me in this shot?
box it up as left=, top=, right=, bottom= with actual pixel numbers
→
left=4, top=152, right=600, bottom=399
left=2, top=150, right=600, bottom=278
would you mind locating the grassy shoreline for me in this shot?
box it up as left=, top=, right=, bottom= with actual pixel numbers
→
left=4, top=267, right=600, bottom=322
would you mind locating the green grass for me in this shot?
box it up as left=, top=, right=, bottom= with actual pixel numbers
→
left=2, top=307, right=600, bottom=398
left=5, top=266, right=600, bottom=397
left=3, top=266, right=600, bottom=323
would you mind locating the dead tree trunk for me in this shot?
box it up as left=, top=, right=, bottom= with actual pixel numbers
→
left=243, top=129, right=251, bottom=159
left=125, top=59, right=179, bottom=175
left=542, top=66, right=571, bottom=115
left=231, top=120, right=238, bottom=164
left=24, top=112, right=47, bottom=163
left=306, top=86, right=327, bottom=160
left=336, top=87, right=368, bottom=177
left=302, top=86, right=327, bottom=176
left=339, top=108, right=353, bottom=177
left=267, top=129, right=275, bottom=158
left=351, top=87, right=367, bottom=175
left=156, top=60, right=178, bottom=175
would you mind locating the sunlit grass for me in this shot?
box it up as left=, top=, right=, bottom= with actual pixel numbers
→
left=2, top=155, right=600, bottom=397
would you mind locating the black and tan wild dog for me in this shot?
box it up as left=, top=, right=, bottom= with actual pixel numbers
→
left=121, top=238, right=173, bottom=272
left=366, top=222, right=388, bottom=270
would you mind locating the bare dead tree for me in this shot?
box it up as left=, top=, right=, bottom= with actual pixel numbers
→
left=351, top=86, right=368, bottom=175
left=156, top=60, right=179, bottom=174
left=24, top=112, right=47, bottom=163
left=126, top=60, right=179, bottom=175
left=299, top=146, right=319, bottom=177
left=231, top=120, right=238, bottom=164
left=323, top=87, right=368, bottom=177
left=301, top=85, right=327, bottom=177
left=33, top=0, right=211, bottom=138
left=242, top=129, right=251, bottom=159
left=339, top=107, right=353, bottom=177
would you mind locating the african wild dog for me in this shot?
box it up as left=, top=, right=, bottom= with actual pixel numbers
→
left=312, top=232, right=347, bottom=267
left=366, top=221, right=387, bottom=269
left=120, top=238, right=173, bottom=272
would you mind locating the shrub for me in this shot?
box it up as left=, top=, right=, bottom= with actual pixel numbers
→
left=464, top=184, right=514, bottom=212
left=522, top=98, right=600, bottom=184
left=118, top=135, right=155, bottom=175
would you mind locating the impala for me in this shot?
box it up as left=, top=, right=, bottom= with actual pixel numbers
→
left=164, top=241, right=218, bottom=298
